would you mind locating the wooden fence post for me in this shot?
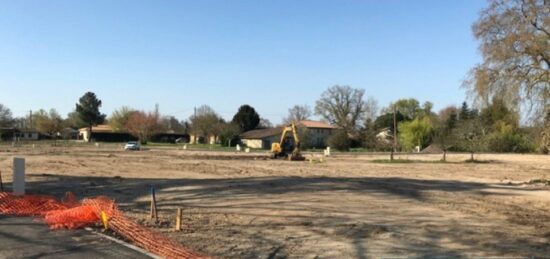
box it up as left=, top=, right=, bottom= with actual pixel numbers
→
left=0, top=169, right=3, bottom=192
left=150, top=187, right=157, bottom=220
left=175, top=208, right=182, bottom=231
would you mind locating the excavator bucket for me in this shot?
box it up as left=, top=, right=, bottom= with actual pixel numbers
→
left=289, top=154, right=306, bottom=161
left=288, top=149, right=305, bottom=161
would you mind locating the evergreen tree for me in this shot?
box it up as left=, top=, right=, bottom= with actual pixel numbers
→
left=232, top=105, right=260, bottom=132
left=75, top=92, right=106, bottom=141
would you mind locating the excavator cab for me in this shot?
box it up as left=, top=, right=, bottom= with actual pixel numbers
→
left=271, top=123, right=305, bottom=161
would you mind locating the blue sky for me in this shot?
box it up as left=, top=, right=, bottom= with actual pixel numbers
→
left=0, top=0, right=487, bottom=124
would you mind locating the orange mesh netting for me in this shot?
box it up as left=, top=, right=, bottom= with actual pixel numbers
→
left=0, top=192, right=72, bottom=216
left=0, top=192, right=208, bottom=259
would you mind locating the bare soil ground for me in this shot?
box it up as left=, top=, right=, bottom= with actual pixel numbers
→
left=1, top=146, right=550, bottom=258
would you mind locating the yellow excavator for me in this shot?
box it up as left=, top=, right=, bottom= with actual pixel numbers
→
left=271, top=123, right=305, bottom=161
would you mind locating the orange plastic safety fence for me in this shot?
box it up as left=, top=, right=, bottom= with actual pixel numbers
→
left=0, top=192, right=71, bottom=216
left=0, top=192, right=208, bottom=259
left=44, top=205, right=99, bottom=230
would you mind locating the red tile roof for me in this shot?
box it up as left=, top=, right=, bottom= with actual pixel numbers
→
left=240, top=127, right=282, bottom=139
left=78, top=124, right=114, bottom=133
left=296, top=120, right=337, bottom=129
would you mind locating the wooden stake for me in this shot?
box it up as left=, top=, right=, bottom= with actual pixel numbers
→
left=150, top=187, right=158, bottom=220
left=175, top=208, right=182, bottom=231
left=0, top=169, right=3, bottom=192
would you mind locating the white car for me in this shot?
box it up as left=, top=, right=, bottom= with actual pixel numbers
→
left=124, top=141, right=140, bottom=151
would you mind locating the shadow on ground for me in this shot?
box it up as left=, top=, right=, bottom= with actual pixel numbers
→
left=6, top=174, right=549, bottom=259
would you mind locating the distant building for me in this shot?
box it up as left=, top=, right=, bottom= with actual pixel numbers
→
left=151, top=132, right=190, bottom=143
left=239, top=120, right=337, bottom=149
left=376, top=128, right=393, bottom=144
left=0, top=127, right=18, bottom=141
left=296, top=120, right=338, bottom=148
left=79, top=125, right=137, bottom=142
left=189, top=134, right=218, bottom=145
left=0, top=128, right=48, bottom=141
left=239, top=128, right=283, bottom=149
left=60, top=128, right=79, bottom=140
left=17, top=130, right=42, bottom=140
left=78, top=124, right=188, bottom=143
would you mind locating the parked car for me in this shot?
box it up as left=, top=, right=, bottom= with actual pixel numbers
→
left=124, top=141, right=140, bottom=151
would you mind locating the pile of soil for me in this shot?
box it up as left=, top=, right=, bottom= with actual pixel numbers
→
left=421, top=144, right=444, bottom=154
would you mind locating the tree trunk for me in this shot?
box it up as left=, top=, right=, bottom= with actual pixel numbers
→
left=442, top=150, right=447, bottom=162
left=470, top=152, right=474, bottom=161
left=88, top=124, right=93, bottom=142
left=390, top=148, right=394, bottom=161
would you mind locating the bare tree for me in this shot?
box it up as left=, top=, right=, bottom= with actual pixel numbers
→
left=365, top=96, right=379, bottom=121
left=160, top=116, right=186, bottom=133
left=432, top=118, right=457, bottom=162
left=190, top=105, right=224, bottom=139
left=34, top=109, right=63, bottom=137
left=108, top=106, right=136, bottom=132
left=466, top=0, right=550, bottom=120
left=125, top=110, right=161, bottom=143
left=219, top=122, right=241, bottom=146
left=438, top=106, right=460, bottom=124
left=284, top=105, right=312, bottom=124
left=315, top=85, right=367, bottom=132
left=0, top=104, right=13, bottom=127
left=258, top=117, right=273, bottom=129
left=454, top=118, right=488, bottom=161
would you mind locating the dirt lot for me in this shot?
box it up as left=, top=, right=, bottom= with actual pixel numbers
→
left=1, top=146, right=550, bottom=258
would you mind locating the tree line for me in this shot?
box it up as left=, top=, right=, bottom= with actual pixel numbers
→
left=0, top=85, right=544, bottom=158
left=313, top=86, right=540, bottom=160
left=0, top=92, right=268, bottom=144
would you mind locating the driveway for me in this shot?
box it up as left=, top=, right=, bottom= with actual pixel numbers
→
left=0, top=216, right=152, bottom=258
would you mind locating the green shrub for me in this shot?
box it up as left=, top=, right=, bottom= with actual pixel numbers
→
left=486, top=123, right=534, bottom=153
left=328, top=130, right=351, bottom=151
left=487, top=132, right=533, bottom=153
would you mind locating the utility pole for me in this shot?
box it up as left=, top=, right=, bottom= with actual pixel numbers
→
left=192, top=107, right=197, bottom=144
left=29, top=110, right=32, bottom=129
left=391, top=108, right=397, bottom=161
left=155, top=103, right=159, bottom=117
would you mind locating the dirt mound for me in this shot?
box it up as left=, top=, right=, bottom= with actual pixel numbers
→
left=421, top=144, right=443, bottom=154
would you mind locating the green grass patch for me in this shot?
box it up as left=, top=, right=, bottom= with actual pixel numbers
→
left=528, top=179, right=550, bottom=185
left=371, top=159, right=415, bottom=163
left=463, top=159, right=493, bottom=164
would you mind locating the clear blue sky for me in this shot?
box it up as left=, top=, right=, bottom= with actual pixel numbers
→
left=0, top=0, right=486, bottom=124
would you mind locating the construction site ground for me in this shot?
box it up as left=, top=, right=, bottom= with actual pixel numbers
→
left=1, top=146, right=550, bottom=258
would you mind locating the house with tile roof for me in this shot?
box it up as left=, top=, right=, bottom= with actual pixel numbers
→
left=239, top=120, right=337, bottom=149
left=78, top=125, right=137, bottom=142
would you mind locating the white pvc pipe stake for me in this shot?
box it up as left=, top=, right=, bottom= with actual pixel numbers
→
left=12, top=157, right=25, bottom=196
